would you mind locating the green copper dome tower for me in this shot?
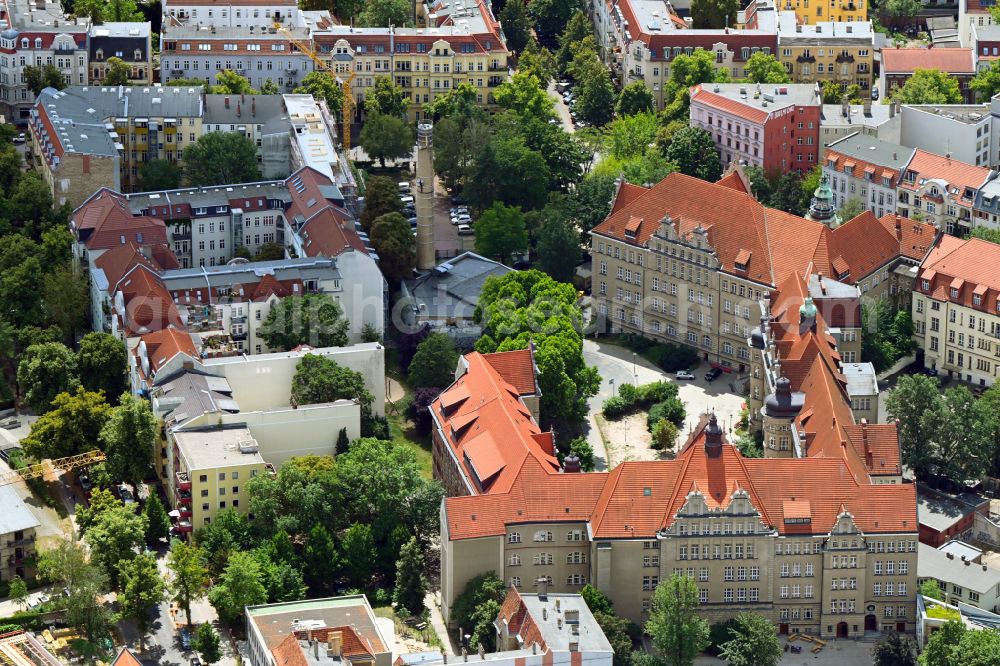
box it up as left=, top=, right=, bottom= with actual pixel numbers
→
left=806, top=173, right=842, bottom=227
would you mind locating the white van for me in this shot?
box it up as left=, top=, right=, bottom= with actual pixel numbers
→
left=398, top=181, right=411, bottom=194
left=399, top=195, right=415, bottom=206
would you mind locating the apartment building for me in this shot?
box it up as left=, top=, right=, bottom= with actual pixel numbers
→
left=974, top=171, right=1000, bottom=229
left=0, top=0, right=90, bottom=121
left=690, top=83, right=821, bottom=174
left=441, top=414, right=918, bottom=637
left=897, top=149, right=992, bottom=234
left=918, top=543, right=1000, bottom=612
left=960, top=0, right=994, bottom=48
left=823, top=133, right=915, bottom=218
left=820, top=100, right=901, bottom=146
left=912, top=234, right=1000, bottom=385
left=88, top=22, right=153, bottom=86
left=29, top=85, right=205, bottom=205
left=167, top=425, right=270, bottom=534
left=899, top=104, right=995, bottom=168
left=159, top=0, right=510, bottom=123
left=766, top=0, right=867, bottom=25
left=245, top=596, right=392, bottom=666
left=587, top=168, right=930, bottom=374
left=775, top=14, right=874, bottom=93
left=880, top=48, right=977, bottom=104
left=594, top=0, right=776, bottom=108
left=0, top=485, right=39, bottom=582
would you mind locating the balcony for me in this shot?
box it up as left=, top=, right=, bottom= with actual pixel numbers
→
left=175, top=471, right=192, bottom=490
left=231, top=332, right=247, bottom=341
left=175, top=520, right=193, bottom=533
left=172, top=228, right=191, bottom=241
left=54, top=46, right=75, bottom=55
left=177, top=489, right=192, bottom=506
left=231, top=314, right=247, bottom=324
left=7, top=536, right=35, bottom=547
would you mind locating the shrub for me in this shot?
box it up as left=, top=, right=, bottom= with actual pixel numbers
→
left=707, top=619, right=738, bottom=656
left=647, top=397, right=685, bottom=431
left=566, top=437, right=596, bottom=471
left=651, top=419, right=678, bottom=451
left=617, top=383, right=639, bottom=404
left=602, top=396, right=629, bottom=419
left=638, top=381, right=676, bottom=404
left=645, top=343, right=699, bottom=372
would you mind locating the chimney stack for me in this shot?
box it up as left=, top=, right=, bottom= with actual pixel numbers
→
left=327, top=631, right=342, bottom=657
left=704, top=412, right=724, bottom=458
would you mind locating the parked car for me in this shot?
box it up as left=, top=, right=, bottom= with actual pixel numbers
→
left=451, top=215, right=472, bottom=225
left=191, top=658, right=202, bottom=666
left=921, top=366, right=939, bottom=377
left=457, top=224, right=473, bottom=235
left=0, top=446, right=21, bottom=463
left=397, top=181, right=411, bottom=194
left=408, top=217, right=418, bottom=227
left=12, top=133, right=25, bottom=144
left=399, top=195, right=414, bottom=207
left=450, top=195, right=466, bottom=205
left=704, top=367, right=724, bottom=382
left=118, top=484, right=135, bottom=505
left=675, top=370, right=695, bottom=380
left=180, top=627, right=192, bottom=651
left=79, top=472, right=92, bottom=491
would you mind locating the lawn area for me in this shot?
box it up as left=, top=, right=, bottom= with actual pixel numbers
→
left=387, top=388, right=434, bottom=480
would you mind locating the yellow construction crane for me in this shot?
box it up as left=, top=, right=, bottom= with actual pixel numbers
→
left=273, top=22, right=356, bottom=153
left=0, top=450, right=105, bottom=487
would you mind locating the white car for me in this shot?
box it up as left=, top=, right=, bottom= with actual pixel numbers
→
left=13, top=133, right=25, bottom=144
left=451, top=215, right=472, bottom=225
left=675, top=370, right=695, bottom=380
left=457, top=224, right=473, bottom=235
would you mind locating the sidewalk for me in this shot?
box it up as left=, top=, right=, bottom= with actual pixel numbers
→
left=424, top=590, right=455, bottom=656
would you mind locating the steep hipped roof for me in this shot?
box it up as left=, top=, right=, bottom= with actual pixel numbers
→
left=140, top=326, right=199, bottom=375
left=898, top=149, right=991, bottom=204
left=432, top=352, right=559, bottom=494
left=482, top=348, right=538, bottom=396
left=592, top=172, right=932, bottom=287
left=917, top=234, right=1000, bottom=310
left=445, top=414, right=916, bottom=541
left=73, top=189, right=168, bottom=250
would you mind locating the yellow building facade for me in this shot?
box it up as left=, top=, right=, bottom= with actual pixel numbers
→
left=781, top=0, right=867, bottom=24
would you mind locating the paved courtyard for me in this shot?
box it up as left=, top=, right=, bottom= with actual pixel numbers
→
left=694, top=638, right=877, bottom=665
left=582, top=339, right=745, bottom=469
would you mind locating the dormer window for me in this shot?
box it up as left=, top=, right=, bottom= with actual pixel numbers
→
left=134, top=49, right=142, bottom=61
left=922, top=279, right=930, bottom=291
left=951, top=288, right=959, bottom=298
left=34, top=38, right=41, bottom=48
left=974, top=294, right=982, bottom=306
left=96, top=48, right=104, bottom=60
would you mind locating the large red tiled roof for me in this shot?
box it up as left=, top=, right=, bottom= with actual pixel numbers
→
left=917, top=235, right=1000, bottom=311
left=139, top=326, right=198, bottom=376
left=94, top=243, right=167, bottom=292
left=482, top=348, right=538, bottom=396
left=271, top=635, right=309, bottom=666
left=690, top=84, right=770, bottom=123
left=120, top=269, right=182, bottom=335
left=881, top=48, right=975, bottom=74
left=432, top=352, right=559, bottom=494
left=897, top=149, right=991, bottom=201
left=73, top=189, right=168, bottom=250
left=111, top=648, right=143, bottom=666
left=446, top=414, right=916, bottom=541
left=593, top=171, right=930, bottom=287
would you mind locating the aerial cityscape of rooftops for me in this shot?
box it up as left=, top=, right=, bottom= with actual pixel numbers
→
left=8, top=0, right=1000, bottom=663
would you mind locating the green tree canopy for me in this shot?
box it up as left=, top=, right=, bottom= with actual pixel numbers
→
left=17, top=342, right=79, bottom=413
left=193, top=623, right=223, bottom=665
left=138, top=159, right=184, bottom=191
left=358, top=0, right=411, bottom=27
left=536, top=215, right=581, bottom=282
left=499, top=0, right=532, bottom=53
left=84, top=502, right=148, bottom=589
left=664, top=126, right=723, bottom=182
left=393, top=536, right=427, bottom=615
left=690, top=0, right=738, bottom=28
left=37, top=539, right=112, bottom=644
left=719, top=613, right=782, bottom=666
left=569, top=42, right=615, bottom=126
left=744, top=52, right=791, bottom=84
left=608, top=112, right=660, bottom=160
left=359, top=113, right=414, bottom=167
left=475, top=270, right=599, bottom=427
left=365, top=76, right=409, bottom=117
left=143, top=493, right=171, bottom=545
left=42, top=264, right=89, bottom=346
left=290, top=354, right=372, bottom=410
left=495, top=71, right=556, bottom=124
left=255, top=242, right=285, bottom=261
left=615, top=81, right=655, bottom=117
left=295, top=71, right=345, bottom=123
left=23, top=64, right=66, bottom=95
left=872, top=631, right=917, bottom=666
left=474, top=202, right=530, bottom=263
left=920, top=620, right=965, bottom=666
left=892, top=69, right=962, bottom=105
left=341, top=522, right=375, bottom=587
left=104, top=57, right=132, bottom=86
left=645, top=573, right=710, bottom=666
left=556, top=10, right=593, bottom=70
left=451, top=573, right=507, bottom=651
left=518, top=46, right=559, bottom=88
left=212, top=70, right=258, bottom=94
left=423, top=82, right=480, bottom=120
left=369, top=212, right=416, bottom=284
left=22, top=387, right=110, bottom=460
left=208, top=551, right=268, bottom=623
left=408, top=332, right=460, bottom=389
left=260, top=293, right=350, bottom=351
left=167, top=541, right=211, bottom=627
left=360, top=175, right=404, bottom=232
left=529, top=0, right=585, bottom=36
left=118, top=553, right=165, bottom=647
left=100, top=393, right=157, bottom=486
left=183, top=132, right=262, bottom=186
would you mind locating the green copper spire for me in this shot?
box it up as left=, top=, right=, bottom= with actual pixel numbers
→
left=806, top=173, right=842, bottom=227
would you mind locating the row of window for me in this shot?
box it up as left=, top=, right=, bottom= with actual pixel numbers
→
left=509, top=575, right=585, bottom=587
left=507, top=552, right=587, bottom=566
left=679, top=543, right=756, bottom=559
left=508, top=529, right=585, bottom=543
